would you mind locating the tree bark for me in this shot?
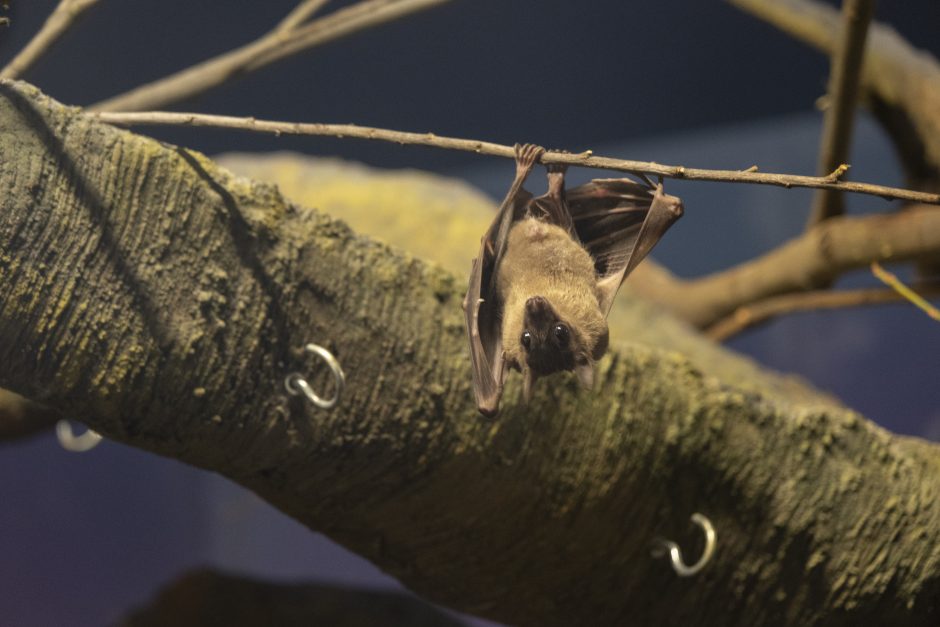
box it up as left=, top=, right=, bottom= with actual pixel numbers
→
left=0, top=80, right=938, bottom=626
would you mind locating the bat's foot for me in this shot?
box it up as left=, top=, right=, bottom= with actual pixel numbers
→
left=545, top=162, right=567, bottom=197
left=652, top=183, right=685, bottom=221
left=514, top=143, right=545, bottom=178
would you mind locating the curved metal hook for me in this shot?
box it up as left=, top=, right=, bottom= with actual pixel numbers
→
left=55, top=420, right=103, bottom=453
left=284, top=343, right=345, bottom=409
left=653, top=512, right=716, bottom=577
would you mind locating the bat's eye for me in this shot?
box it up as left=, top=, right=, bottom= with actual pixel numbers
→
left=553, top=324, right=570, bottom=345
left=521, top=331, right=532, bottom=349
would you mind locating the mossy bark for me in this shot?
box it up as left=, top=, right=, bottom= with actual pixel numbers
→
left=0, top=81, right=937, bottom=626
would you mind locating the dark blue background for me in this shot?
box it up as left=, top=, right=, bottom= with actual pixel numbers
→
left=1, top=2, right=938, bottom=626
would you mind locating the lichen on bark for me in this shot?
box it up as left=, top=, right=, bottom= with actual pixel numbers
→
left=0, top=80, right=937, bottom=626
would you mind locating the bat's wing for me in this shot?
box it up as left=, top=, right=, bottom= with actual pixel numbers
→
left=567, top=178, right=683, bottom=316
left=463, top=144, right=543, bottom=417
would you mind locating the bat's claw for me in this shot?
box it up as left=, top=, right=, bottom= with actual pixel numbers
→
left=514, top=143, right=545, bottom=176
left=545, top=148, right=569, bottom=175
left=545, top=159, right=568, bottom=197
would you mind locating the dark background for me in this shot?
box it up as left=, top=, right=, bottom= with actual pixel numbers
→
left=2, top=0, right=938, bottom=171
left=1, top=2, right=938, bottom=626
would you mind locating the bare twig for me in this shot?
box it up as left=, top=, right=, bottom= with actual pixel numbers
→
left=89, top=0, right=451, bottom=112
left=277, top=0, right=332, bottom=32
left=729, top=0, right=940, bottom=182
left=628, top=204, right=940, bottom=328
left=808, top=0, right=876, bottom=226
left=871, top=261, right=940, bottom=322
left=88, top=110, right=940, bottom=204
left=0, top=0, right=102, bottom=79
left=705, top=283, right=940, bottom=341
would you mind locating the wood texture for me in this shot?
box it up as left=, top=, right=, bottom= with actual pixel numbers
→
left=1, top=81, right=938, bottom=626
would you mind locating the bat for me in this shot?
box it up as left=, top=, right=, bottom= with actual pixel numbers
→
left=463, top=144, right=683, bottom=417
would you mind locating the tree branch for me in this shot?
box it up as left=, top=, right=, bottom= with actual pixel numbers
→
left=729, top=0, right=940, bottom=184
left=0, top=0, right=103, bottom=80
left=88, top=0, right=451, bottom=113
left=630, top=204, right=940, bottom=329
left=276, top=0, right=333, bottom=33
left=3, top=80, right=939, bottom=627
left=808, top=0, right=875, bottom=226
left=89, top=109, right=940, bottom=204
left=705, top=283, right=940, bottom=341
left=88, top=104, right=940, bottom=352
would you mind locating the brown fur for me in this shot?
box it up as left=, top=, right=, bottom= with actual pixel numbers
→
left=496, top=218, right=607, bottom=374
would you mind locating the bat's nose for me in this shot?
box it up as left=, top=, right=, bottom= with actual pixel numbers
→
left=525, top=296, right=550, bottom=315
left=524, top=296, right=557, bottom=330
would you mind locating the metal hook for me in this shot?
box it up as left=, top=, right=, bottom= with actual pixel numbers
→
left=284, top=342, right=345, bottom=409
left=652, top=512, right=716, bottom=577
left=55, top=420, right=103, bottom=453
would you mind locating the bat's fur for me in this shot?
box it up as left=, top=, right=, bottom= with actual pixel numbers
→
left=497, top=217, right=607, bottom=396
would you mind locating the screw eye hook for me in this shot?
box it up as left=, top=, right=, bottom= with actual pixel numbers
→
left=56, top=420, right=103, bottom=453
left=652, top=512, right=716, bottom=577
left=284, top=343, right=345, bottom=409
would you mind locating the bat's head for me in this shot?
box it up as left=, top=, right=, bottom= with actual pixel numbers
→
left=514, top=295, right=608, bottom=402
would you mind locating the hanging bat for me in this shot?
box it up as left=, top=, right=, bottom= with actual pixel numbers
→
left=463, top=144, right=683, bottom=417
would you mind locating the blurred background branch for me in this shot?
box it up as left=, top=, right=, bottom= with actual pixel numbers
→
left=0, top=0, right=102, bottom=79
left=807, top=0, right=874, bottom=226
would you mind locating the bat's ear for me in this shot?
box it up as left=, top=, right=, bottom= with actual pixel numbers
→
left=522, top=368, right=538, bottom=403
left=575, top=360, right=595, bottom=390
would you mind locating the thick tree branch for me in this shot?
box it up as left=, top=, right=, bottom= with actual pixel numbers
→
left=631, top=205, right=940, bottom=329
left=90, top=110, right=940, bottom=204
left=122, top=569, right=466, bottom=627
left=729, top=0, right=940, bottom=184
left=808, top=0, right=875, bottom=226
left=2, top=81, right=939, bottom=626
left=0, top=0, right=102, bottom=80
left=88, top=0, right=451, bottom=113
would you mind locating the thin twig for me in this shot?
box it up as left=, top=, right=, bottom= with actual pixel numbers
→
left=277, top=0, right=332, bottom=32
left=705, top=282, right=940, bottom=341
left=808, top=0, right=876, bottom=226
left=89, top=110, right=940, bottom=205
left=871, top=262, right=940, bottom=322
left=89, top=0, right=450, bottom=112
left=0, top=0, right=102, bottom=79
left=729, top=0, right=940, bottom=181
